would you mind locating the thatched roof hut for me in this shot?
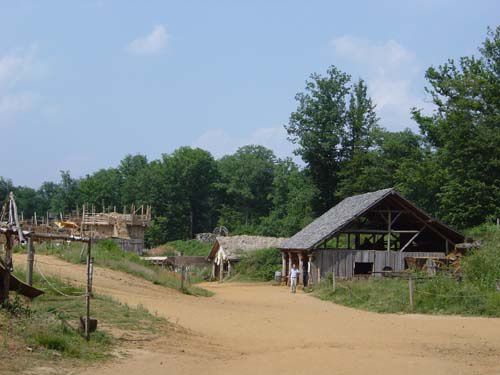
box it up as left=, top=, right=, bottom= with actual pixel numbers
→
left=208, top=235, right=287, bottom=261
left=208, top=235, right=287, bottom=281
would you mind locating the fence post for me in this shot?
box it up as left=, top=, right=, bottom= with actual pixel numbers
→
left=85, top=239, right=92, bottom=341
left=332, top=271, right=336, bottom=292
left=408, top=276, right=414, bottom=311
left=180, top=265, right=185, bottom=290
left=27, top=238, right=35, bottom=286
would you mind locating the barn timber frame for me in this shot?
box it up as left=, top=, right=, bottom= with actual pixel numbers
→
left=279, top=188, right=464, bottom=284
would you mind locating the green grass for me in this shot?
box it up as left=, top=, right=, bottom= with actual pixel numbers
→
left=1, top=268, right=168, bottom=373
left=31, top=239, right=212, bottom=297
left=314, top=275, right=500, bottom=316
left=231, top=248, right=281, bottom=282
left=313, top=223, right=500, bottom=317
left=157, top=240, right=212, bottom=256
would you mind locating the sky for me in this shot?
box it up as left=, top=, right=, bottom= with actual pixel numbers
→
left=1, top=0, right=498, bottom=187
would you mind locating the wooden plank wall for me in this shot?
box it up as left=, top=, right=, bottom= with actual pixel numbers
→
left=112, top=238, right=145, bottom=255
left=310, top=249, right=445, bottom=281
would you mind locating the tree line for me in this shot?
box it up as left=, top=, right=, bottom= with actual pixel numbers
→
left=1, top=27, right=498, bottom=246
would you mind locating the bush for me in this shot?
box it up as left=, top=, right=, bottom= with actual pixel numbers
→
left=163, top=240, right=212, bottom=256
left=233, top=248, right=281, bottom=281
left=462, top=224, right=500, bottom=290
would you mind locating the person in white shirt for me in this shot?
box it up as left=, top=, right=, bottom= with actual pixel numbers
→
left=289, top=264, right=300, bottom=293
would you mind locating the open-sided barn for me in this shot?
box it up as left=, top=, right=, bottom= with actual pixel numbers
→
left=278, top=188, right=464, bottom=285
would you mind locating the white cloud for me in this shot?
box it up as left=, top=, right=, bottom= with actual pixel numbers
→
left=0, top=48, right=36, bottom=87
left=126, top=25, right=169, bottom=55
left=192, top=126, right=298, bottom=161
left=0, top=48, right=39, bottom=122
left=329, top=35, right=431, bottom=130
left=331, top=36, right=416, bottom=74
left=0, top=93, right=36, bottom=114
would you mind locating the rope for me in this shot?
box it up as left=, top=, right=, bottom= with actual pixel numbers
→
left=44, top=299, right=82, bottom=315
left=34, top=259, right=80, bottom=267
left=34, top=260, right=87, bottom=298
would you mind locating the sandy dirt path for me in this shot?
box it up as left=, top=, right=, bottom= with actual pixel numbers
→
left=16, top=254, right=500, bottom=375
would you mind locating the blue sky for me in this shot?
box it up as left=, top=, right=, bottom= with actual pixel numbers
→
left=1, top=1, right=498, bottom=187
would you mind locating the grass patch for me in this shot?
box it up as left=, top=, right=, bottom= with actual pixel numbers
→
left=153, top=240, right=212, bottom=257
left=1, top=269, right=168, bottom=374
left=231, top=248, right=281, bottom=282
left=32, top=239, right=212, bottom=297
left=313, top=224, right=500, bottom=317
left=313, top=275, right=500, bottom=316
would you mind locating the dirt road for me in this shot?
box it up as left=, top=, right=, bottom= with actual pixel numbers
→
left=16, top=254, right=500, bottom=375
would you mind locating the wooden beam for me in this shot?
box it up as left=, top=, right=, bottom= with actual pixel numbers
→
left=379, top=212, right=388, bottom=224
left=339, top=229, right=419, bottom=234
left=391, top=211, right=403, bottom=226
left=387, top=211, right=391, bottom=252
left=399, top=225, right=427, bottom=252
left=372, top=210, right=408, bottom=213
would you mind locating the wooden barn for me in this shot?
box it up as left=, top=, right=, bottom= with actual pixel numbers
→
left=208, top=235, right=286, bottom=281
left=278, top=188, right=464, bottom=285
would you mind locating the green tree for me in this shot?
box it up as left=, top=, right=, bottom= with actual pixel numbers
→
left=217, top=145, right=276, bottom=231
left=161, top=147, right=219, bottom=240
left=286, top=66, right=351, bottom=213
left=79, top=168, right=122, bottom=209
left=336, top=79, right=380, bottom=199
left=412, top=26, right=500, bottom=227
left=259, top=158, right=317, bottom=236
left=118, top=154, right=149, bottom=207
left=50, top=171, right=80, bottom=214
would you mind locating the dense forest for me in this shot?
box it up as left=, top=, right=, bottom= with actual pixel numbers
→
left=1, top=27, right=499, bottom=246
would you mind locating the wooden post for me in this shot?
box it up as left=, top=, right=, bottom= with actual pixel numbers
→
left=1, top=233, right=13, bottom=305
left=387, top=211, right=392, bottom=252
left=281, top=252, right=286, bottom=284
left=85, top=240, right=92, bottom=341
left=298, top=255, right=303, bottom=285
left=27, top=237, right=35, bottom=286
left=89, top=257, right=94, bottom=295
left=181, top=265, right=185, bottom=290
left=408, top=276, right=414, bottom=311
left=308, top=254, right=313, bottom=286
left=332, top=271, right=336, bottom=292
left=219, top=260, right=224, bottom=282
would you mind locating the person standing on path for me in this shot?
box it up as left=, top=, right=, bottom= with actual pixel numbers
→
left=290, top=264, right=300, bottom=293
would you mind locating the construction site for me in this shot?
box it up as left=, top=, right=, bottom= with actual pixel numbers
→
left=15, top=204, right=152, bottom=254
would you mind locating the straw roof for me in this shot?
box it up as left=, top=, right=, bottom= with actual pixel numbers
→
left=280, top=188, right=464, bottom=250
left=208, top=235, right=287, bottom=261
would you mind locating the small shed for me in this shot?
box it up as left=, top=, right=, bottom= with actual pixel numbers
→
left=279, top=188, right=464, bottom=285
left=208, top=235, right=286, bottom=281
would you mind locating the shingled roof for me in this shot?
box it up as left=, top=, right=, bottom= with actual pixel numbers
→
left=280, top=188, right=463, bottom=250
